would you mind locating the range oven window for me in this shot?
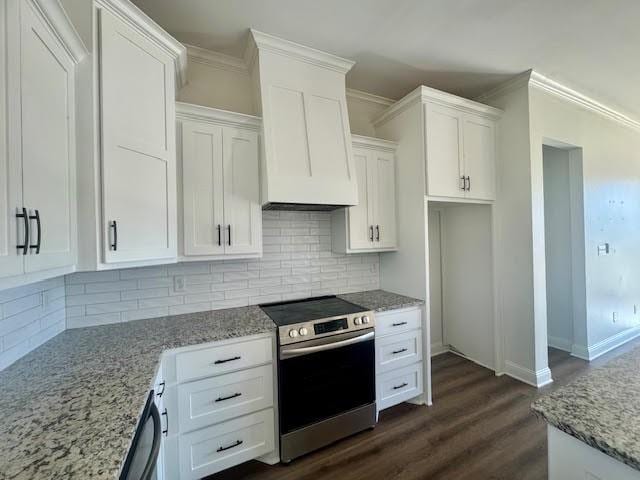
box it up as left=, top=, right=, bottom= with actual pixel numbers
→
left=279, top=332, right=375, bottom=435
left=313, top=318, right=348, bottom=335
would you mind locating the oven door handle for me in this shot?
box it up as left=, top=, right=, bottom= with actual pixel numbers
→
left=280, top=330, right=374, bottom=359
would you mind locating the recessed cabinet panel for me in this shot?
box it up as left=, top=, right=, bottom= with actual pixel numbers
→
left=348, top=149, right=372, bottom=250
left=373, top=152, right=397, bottom=249
left=270, top=86, right=310, bottom=178
left=463, top=116, right=496, bottom=200
left=223, top=128, right=261, bottom=256
left=425, top=104, right=464, bottom=198
left=100, top=8, right=176, bottom=264
left=182, top=122, right=224, bottom=256
left=306, top=95, right=350, bottom=180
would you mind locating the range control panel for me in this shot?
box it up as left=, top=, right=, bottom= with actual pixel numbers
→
left=279, top=311, right=375, bottom=346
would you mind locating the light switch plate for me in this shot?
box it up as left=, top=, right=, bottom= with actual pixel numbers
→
left=174, top=275, right=186, bottom=292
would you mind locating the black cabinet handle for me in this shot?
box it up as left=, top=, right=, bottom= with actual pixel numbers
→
left=466, top=175, right=471, bottom=191
left=110, top=220, right=118, bottom=251
left=227, top=225, right=231, bottom=246
left=16, top=208, right=29, bottom=255
left=156, top=381, right=165, bottom=398
left=369, top=225, right=374, bottom=242
left=217, top=224, right=222, bottom=246
left=217, top=440, right=243, bottom=453
left=213, top=356, right=241, bottom=365
left=392, top=348, right=408, bottom=355
left=460, top=176, right=466, bottom=191
left=392, top=382, right=408, bottom=390
left=161, top=408, right=168, bottom=436
left=391, top=321, right=407, bottom=327
left=29, top=209, right=41, bottom=254
left=215, top=392, right=242, bottom=403
left=376, top=225, right=380, bottom=241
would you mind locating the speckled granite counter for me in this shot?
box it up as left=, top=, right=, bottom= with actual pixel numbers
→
left=338, top=289, right=424, bottom=312
left=532, top=345, right=640, bottom=471
left=0, top=306, right=276, bottom=480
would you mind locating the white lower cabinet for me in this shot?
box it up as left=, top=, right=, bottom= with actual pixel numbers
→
left=160, top=333, right=277, bottom=479
left=375, top=306, right=424, bottom=413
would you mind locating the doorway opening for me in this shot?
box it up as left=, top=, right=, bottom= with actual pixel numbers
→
left=542, top=141, right=587, bottom=374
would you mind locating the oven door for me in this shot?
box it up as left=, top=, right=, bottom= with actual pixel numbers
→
left=279, top=328, right=375, bottom=436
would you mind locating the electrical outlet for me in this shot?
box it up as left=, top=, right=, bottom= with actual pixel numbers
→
left=612, top=311, right=618, bottom=323
left=174, top=275, right=186, bottom=293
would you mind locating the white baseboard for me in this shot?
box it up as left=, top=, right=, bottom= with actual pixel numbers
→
left=580, top=326, right=640, bottom=361
left=548, top=335, right=572, bottom=352
left=430, top=342, right=449, bottom=357
left=504, top=360, right=553, bottom=388
left=570, top=343, right=590, bottom=360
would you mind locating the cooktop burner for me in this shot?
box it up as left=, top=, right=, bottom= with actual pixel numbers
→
left=260, top=295, right=366, bottom=326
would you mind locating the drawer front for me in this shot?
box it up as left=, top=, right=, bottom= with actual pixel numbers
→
left=179, top=409, right=275, bottom=479
left=376, top=329, right=422, bottom=374
left=177, top=365, right=274, bottom=433
left=176, top=336, right=272, bottom=383
left=376, top=307, right=421, bottom=337
left=377, top=362, right=423, bottom=411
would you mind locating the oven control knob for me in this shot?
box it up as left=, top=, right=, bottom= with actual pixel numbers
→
left=299, top=327, right=308, bottom=336
left=288, top=329, right=298, bottom=338
left=354, top=317, right=362, bottom=325
left=362, top=316, right=370, bottom=324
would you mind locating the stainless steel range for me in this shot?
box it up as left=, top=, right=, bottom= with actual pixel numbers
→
left=261, top=296, right=377, bottom=463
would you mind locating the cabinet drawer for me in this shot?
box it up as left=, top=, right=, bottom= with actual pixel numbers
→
left=375, top=307, right=421, bottom=337
left=179, top=409, right=275, bottom=479
left=176, top=336, right=272, bottom=383
left=376, top=329, right=422, bottom=374
left=377, top=363, right=423, bottom=411
left=178, top=365, right=273, bottom=433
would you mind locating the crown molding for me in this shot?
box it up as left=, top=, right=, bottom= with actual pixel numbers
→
left=351, top=134, right=397, bottom=152
left=528, top=71, right=640, bottom=132
left=176, top=102, right=262, bottom=130
left=30, top=0, right=88, bottom=64
left=346, top=88, right=395, bottom=107
left=374, top=85, right=503, bottom=127
left=245, top=29, right=355, bottom=75
left=185, top=44, right=248, bottom=75
left=474, top=70, right=532, bottom=103
left=94, top=0, right=187, bottom=89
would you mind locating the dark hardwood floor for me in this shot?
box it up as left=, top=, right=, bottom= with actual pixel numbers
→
left=209, top=338, right=640, bottom=480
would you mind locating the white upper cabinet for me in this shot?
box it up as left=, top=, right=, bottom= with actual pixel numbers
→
left=99, top=7, right=177, bottom=264
left=376, top=86, right=502, bottom=203
left=0, top=0, right=85, bottom=287
left=178, top=103, right=262, bottom=260
left=246, top=30, right=358, bottom=209
left=332, top=136, right=398, bottom=253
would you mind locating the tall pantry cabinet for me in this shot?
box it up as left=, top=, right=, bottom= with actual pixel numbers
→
left=0, top=0, right=86, bottom=289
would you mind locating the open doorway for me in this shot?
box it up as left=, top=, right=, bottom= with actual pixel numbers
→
left=542, top=141, right=587, bottom=374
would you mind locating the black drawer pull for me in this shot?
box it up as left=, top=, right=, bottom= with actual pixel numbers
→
left=369, top=225, right=374, bottom=242
left=391, top=321, right=407, bottom=327
left=156, top=381, right=165, bottom=398
left=392, top=348, right=408, bottom=355
left=213, top=356, right=241, bottom=365
left=392, top=382, right=408, bottom=390
left=227, top=224, right=231, bottom=246
left=217, top=440, right=243, bottom=453
left=29, top=209, right=41, bottom=254
left=376, top=225, right=380, bottom=241
left=215, top=392, right=242, bottom=403
left=110, top=220, right=118, bottom=251
left=217, top=224, right=222, bottom=246
left=16, top=208, right=29, bottom=255
left=161, top=408, right=168, bottom=436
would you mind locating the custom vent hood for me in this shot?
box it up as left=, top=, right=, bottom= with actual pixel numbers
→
left=245, top=30, right=358, bottom=211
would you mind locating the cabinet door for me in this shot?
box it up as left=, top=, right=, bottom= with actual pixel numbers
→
left=181, top=121, right=225, bottom=256
left=425, top=103, right=464, bottom=198
left=20, top=1, right=76, bottom=273
left=99, top=8, right=177, bottom=264
left=463, top=116, right=496, bottom=200
left=371, top=150, right=397, bottom=249
left=0, top=1, right=24, bottom=278
left=347, top=147, right=373, bottom=250
left=222, top=127, right=261, bottom=255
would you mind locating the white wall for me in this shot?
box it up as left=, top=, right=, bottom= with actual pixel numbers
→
left=0, top=277, right=66, bottom=371
left=530, top=87, right=640, bottom=358
left=543, top=146, right=574, bottom=350
left=428, top=209, right=444, bottom=353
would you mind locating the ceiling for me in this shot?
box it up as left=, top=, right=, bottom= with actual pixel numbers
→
left=132, top=0, right=640, bottom=119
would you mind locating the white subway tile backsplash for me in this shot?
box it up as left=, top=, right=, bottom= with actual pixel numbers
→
left=63, top=211, right=380, bottom=328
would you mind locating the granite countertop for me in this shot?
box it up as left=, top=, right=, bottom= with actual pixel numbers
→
left=532, top=345, right=640, bottom=471
left=0, top=306, right=276, bottom=480
left=338, top=289, right=424, bottom=312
